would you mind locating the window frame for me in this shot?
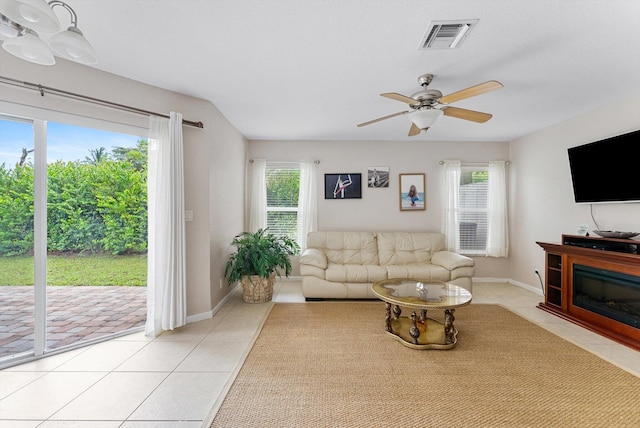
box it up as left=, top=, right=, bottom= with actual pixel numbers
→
left=265, top=162, right=301, bottom=242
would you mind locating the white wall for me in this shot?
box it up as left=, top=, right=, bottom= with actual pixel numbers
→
left=0, top=51, right=247, bottom=317
left=248, top=139, right=511, bottom=278
left=509, top=93, right=640, bottom=288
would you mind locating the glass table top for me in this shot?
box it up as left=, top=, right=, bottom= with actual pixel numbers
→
left=371, top=278, right=472, bottom=309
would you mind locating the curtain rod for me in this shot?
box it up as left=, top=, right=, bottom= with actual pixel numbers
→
left=0, top=75, right=204, bottom=129
left=439, top=160, right=510, bottom=165
left=249, top=159, right=320, bottom=164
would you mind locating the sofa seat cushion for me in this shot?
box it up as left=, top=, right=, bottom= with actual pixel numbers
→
left=325, top=263, right=388, bottom=283
left=385, top=264, right=450, bottom=282
left=431, top=251, right=474, bottom=270
left=377, top=232, right=445, bottom=265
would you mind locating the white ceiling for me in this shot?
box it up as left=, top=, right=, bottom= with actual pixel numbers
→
left=60, top=0, right=640, bottom=142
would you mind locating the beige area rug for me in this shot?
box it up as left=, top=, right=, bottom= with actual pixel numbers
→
left=209, top=303, right=640, bottom=427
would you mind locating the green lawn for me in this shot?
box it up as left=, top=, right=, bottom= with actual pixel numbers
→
left=0, top=254, right=147, bottom=286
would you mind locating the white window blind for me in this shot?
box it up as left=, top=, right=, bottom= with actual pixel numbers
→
left=265, top=163, right=300, bottom=241
left=459, top=166, right=488, bottom=254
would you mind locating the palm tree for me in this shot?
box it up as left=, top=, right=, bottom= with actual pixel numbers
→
left=84, top=147, right=108, bottom=164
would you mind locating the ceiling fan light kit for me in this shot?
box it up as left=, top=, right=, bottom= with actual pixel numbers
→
left=408, top=108, right=443, bottom=130
left=0, top=0, right=96, bottom=65
left=357, top=73, right=503, bottom=136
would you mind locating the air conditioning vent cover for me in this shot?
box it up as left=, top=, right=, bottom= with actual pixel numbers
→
left=419, top=19, right=478, bottom=50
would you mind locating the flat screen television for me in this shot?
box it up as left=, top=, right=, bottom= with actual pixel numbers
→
left=567, top=128, right=640, bottom=204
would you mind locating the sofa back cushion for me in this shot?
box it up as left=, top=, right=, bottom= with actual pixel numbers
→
left=376, top=232, right=445, bottom=265
left=306, top=231, right=378, bottom=265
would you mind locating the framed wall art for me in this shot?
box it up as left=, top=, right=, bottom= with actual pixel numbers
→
left=367, top=166, right=389, bottom=188
left=399, top=173, right=425, bottom=210
left=324, top=173, right=362, bottom=199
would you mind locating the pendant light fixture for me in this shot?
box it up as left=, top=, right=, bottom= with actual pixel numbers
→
left=0, top=0, right=96, bottom=65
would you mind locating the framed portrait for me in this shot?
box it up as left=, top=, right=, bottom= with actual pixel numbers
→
left=324, top=173, right=362, bottom=199
left=399, top=173, right=425, bottom=211
left=367, top=166, right=389, bottom=188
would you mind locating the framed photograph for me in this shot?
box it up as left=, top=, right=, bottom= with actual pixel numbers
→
left=399, top=173, right=425, bottom=210
left=324, top=173, right=362, bottom=199
left=367, top=166, right=389, bottom=188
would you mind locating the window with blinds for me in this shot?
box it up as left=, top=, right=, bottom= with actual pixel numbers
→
left=266, top=165, right=300, bottom=241
left=459, top=166, right=488, bottom=254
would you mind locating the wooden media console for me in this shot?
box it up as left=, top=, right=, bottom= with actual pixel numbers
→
left=537, top=234, right=640, bottom=350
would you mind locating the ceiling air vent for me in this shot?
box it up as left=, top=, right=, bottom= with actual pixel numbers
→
left=419, top=19, right=478, bottom=50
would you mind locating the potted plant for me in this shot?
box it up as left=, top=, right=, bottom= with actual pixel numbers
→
left=224, top=228, right=300, bottom=303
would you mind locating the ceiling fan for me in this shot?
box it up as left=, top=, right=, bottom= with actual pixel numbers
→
left=357, top=74, right=503, bottom=136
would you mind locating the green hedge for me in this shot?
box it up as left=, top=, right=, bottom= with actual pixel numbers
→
left=0, top=144, right=147, bottom=256
left=0, top=165, right=34, bottom=255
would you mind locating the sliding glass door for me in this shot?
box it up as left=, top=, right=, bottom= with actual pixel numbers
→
left=0, top=114, right=147, bottom=368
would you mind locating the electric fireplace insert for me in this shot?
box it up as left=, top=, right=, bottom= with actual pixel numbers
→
left=573, top=264, right=640, bottom=329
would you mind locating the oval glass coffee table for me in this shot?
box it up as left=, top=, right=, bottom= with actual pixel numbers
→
left=371, top=278, right=472, bottom=350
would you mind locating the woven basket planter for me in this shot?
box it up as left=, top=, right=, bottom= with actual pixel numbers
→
left=241, top=273, right=275, bottom=303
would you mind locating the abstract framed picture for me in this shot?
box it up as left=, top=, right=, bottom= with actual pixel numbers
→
left=367, top=166, right=390, bottom=188
left=324, top=173, right=362, bottom=199
left=399, top=173, right=425, bottom=210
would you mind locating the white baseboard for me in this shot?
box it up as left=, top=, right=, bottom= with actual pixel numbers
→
left=473, top=277, right=544, bottom=296
left=473, top=277, right=510, bottom=283
left=278, top=276, right=302, bottom=282
left=186, top=311, right=213, bottom=324
left=186, top=284, right=240, bottom=324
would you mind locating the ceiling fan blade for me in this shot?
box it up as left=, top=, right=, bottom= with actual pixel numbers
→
left=442, top=106, right=493, bottom=123
left=439, top=80, right=503, bottom=105
left=408, top=122, right=422, bottom=136
left=357, top=111, right=408, bottom=127
left=381, top=92, right=418, bottom=105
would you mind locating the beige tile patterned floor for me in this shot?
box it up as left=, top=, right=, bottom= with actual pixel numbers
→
left=0, top=281, right=638, bottom=427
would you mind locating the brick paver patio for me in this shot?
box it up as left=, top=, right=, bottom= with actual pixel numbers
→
left=0, top=286, right=146, bottom=359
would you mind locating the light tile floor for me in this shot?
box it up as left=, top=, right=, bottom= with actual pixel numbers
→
left=0, top=281, right=638, bottom=427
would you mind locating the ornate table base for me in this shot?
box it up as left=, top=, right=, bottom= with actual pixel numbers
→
left=383, top=302, right=459, bottom=350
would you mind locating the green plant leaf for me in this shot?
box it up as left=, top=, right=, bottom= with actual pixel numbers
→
left=224, top=228, right=300, bottom=284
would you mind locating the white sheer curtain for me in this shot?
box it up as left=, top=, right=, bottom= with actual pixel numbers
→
left=487, top=160, right=509, bottom=257
left=145, top=112, right=187, bottom=337
left=440, top=160, right=461, bottom=252
left=297, top=160, right=317, bottom=249
left=248, top=158, right=267, bottom=232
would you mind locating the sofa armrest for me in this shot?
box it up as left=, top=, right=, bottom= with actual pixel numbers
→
left=431, top=251, right=474, bottom=270
left=300, top=248, right=328, bottom=270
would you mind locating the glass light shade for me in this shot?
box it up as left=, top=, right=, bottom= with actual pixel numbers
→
left=0, top=13, right=21, bottom=38
left=0, top=0, right=61, bottom=33
left=49, top=26, right=96, bottom=64
left=408, top=108, right=443, bottom=129
left=2, top=29, right=54, bottom=64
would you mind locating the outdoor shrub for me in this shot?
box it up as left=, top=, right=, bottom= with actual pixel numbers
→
left=0, top=141, right=148, bottom=256
left=0, top=165, right=34, bottom=255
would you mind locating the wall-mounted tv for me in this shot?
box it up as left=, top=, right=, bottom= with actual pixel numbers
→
left=567, top=128, right=640, bottom=204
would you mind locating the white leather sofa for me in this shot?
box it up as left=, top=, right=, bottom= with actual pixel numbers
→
left=300, top=231, right=474, bottom=300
